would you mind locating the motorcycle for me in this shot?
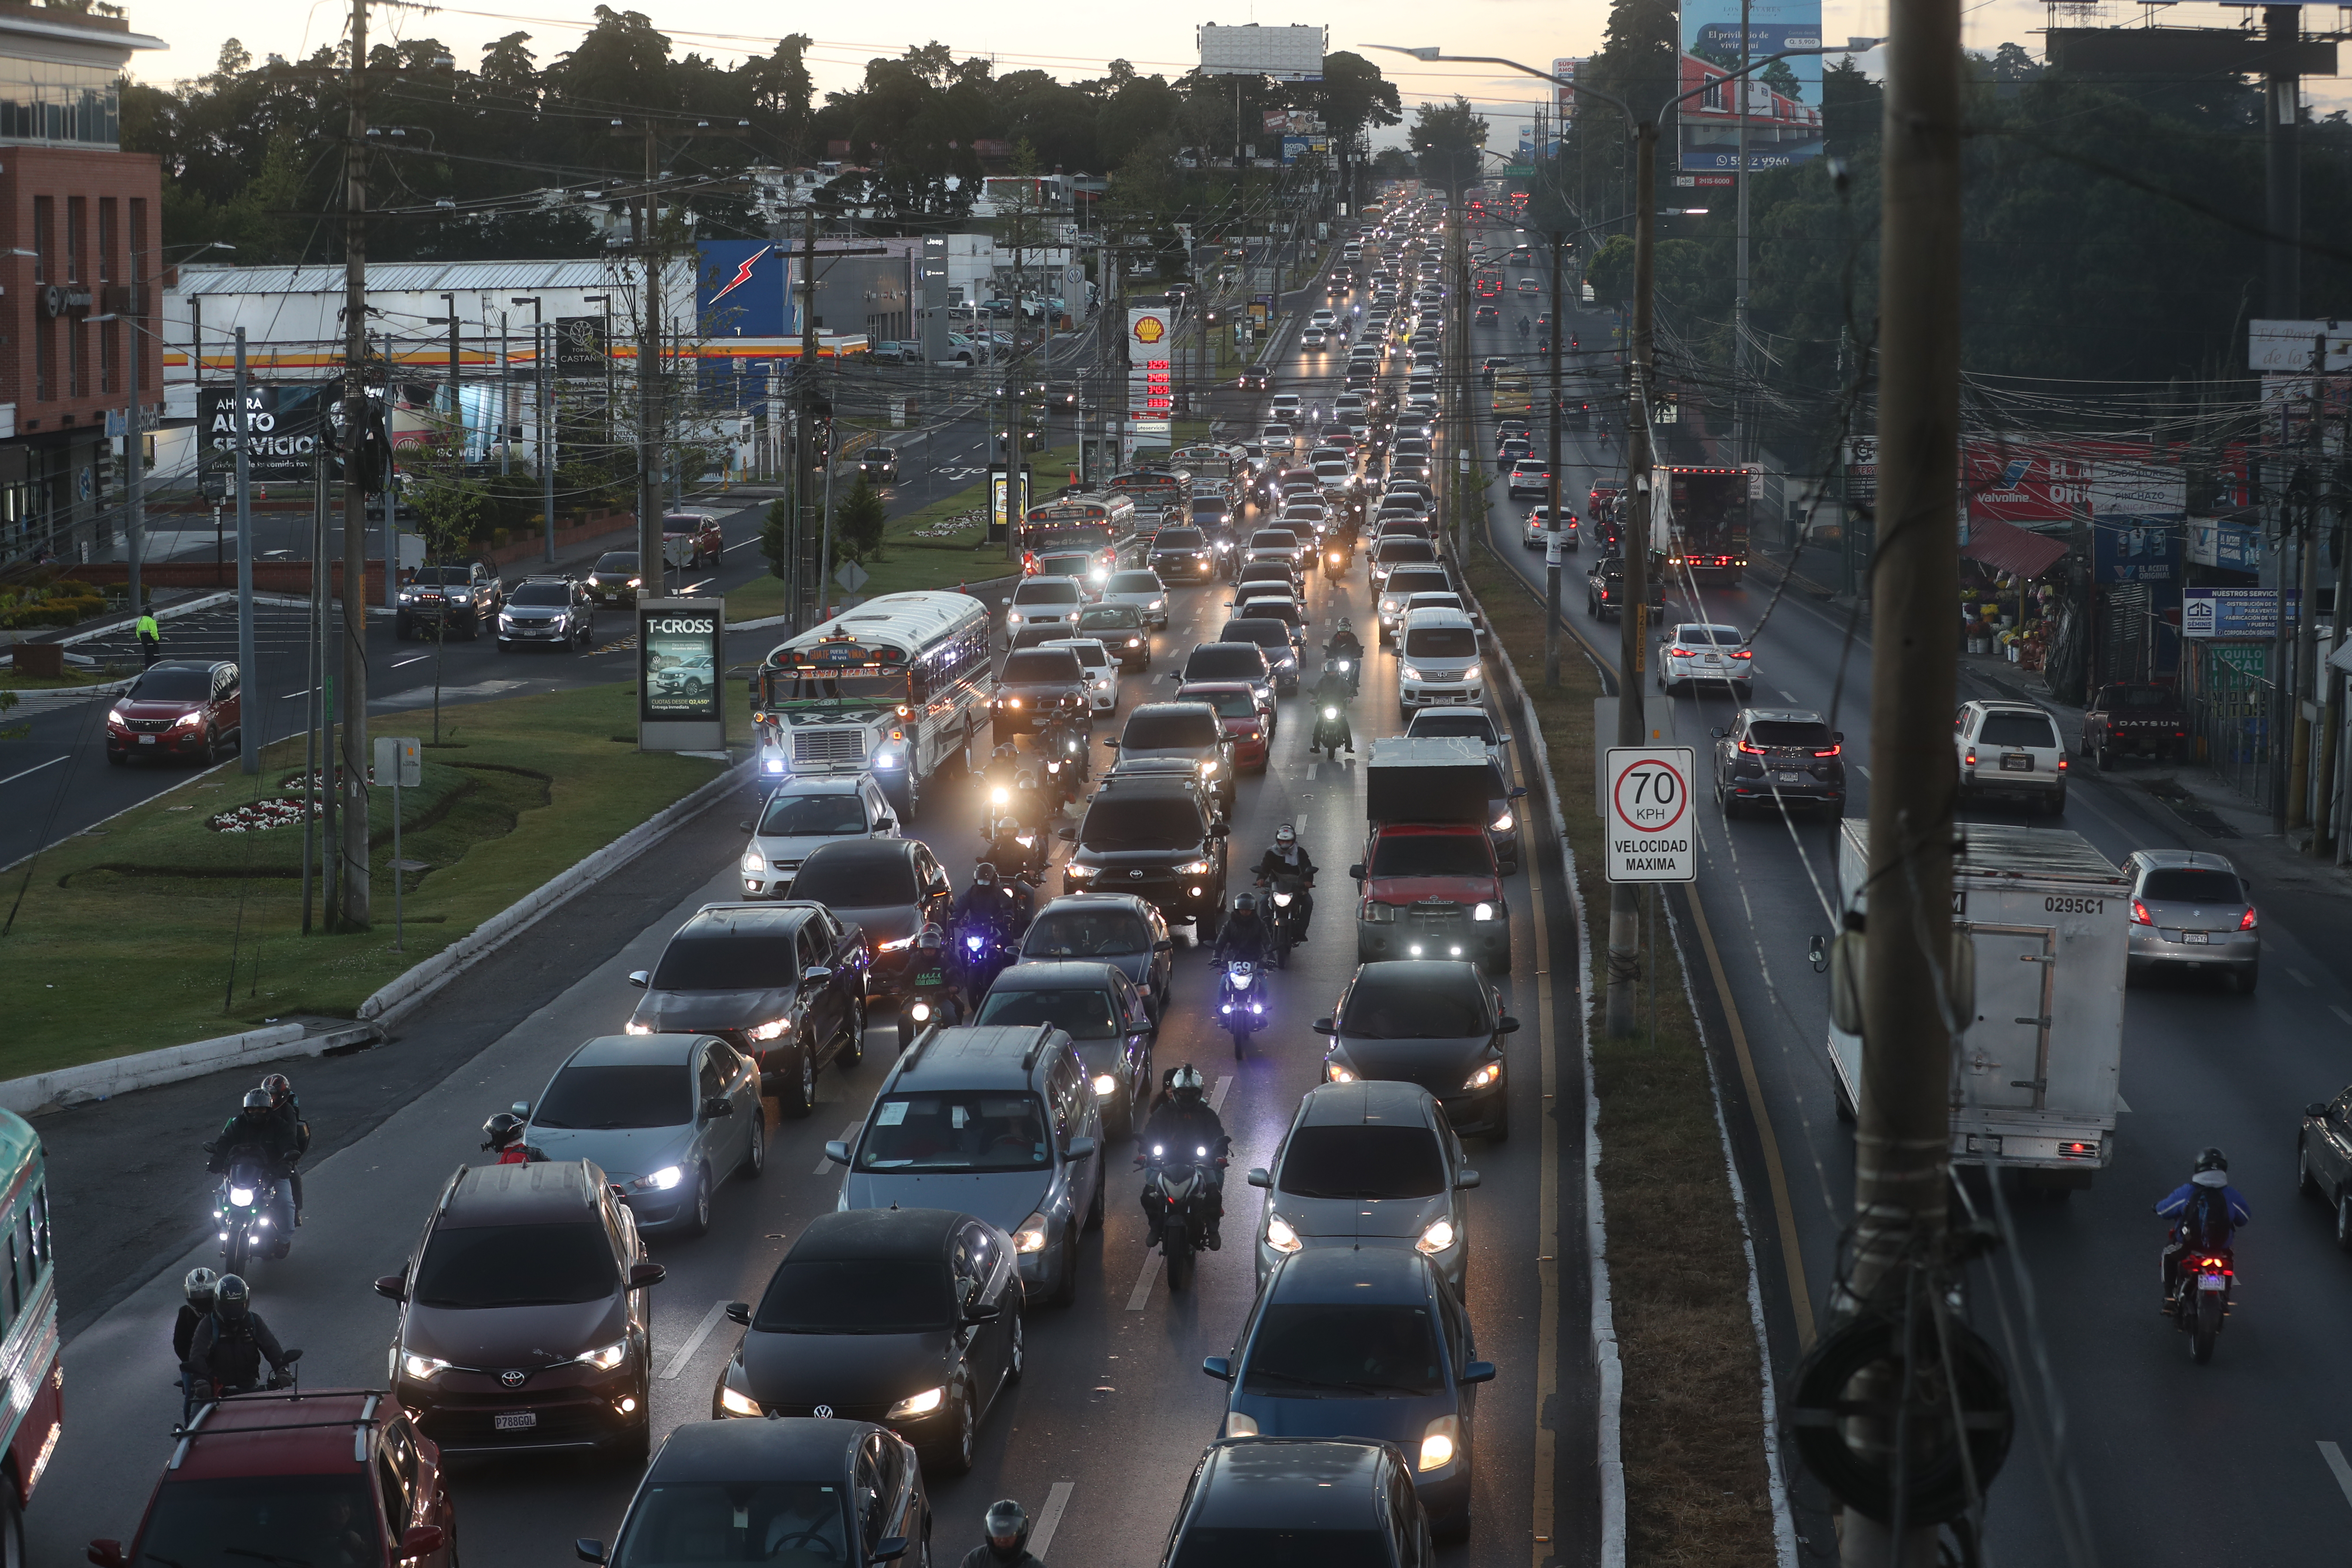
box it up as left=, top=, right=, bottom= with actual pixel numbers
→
left=1322, top=642, right=1363, bottom=695
left=897, top=944, right=968, bottom=1048
left=1140, top=1148, right=1221, bottom=1292
left=181, top=1348, right=303, bottom=1425
left=1323, top=542, right=1351, bottom=578
left=1262, top=874, right=1310, bottom=965
left=214, top=1158, right=288, bottom=1273
left=1310, top=702, right=1351, bottom=759
left=985, top=821, right=1046, bottom=880
left=1216, top=961, right=1269, bottom=1058
left=2170, top=1248, right=2235, bottom=1364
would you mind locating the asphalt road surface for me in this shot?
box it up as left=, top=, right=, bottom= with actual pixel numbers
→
left=26, top=272, right=1596, bottom=1568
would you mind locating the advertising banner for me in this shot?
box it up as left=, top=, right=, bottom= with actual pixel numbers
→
left=1198, top=23, right=1326, bottom=79
left=1962, top=438, right=2188, bottom=525
left=1552, top=58, right=1580, bottom=111
left=1678, top=0, right=1825, bottom=172
left=698, top=239, right=796, bottom=336
left=636, top=599, right=724, bottom=751
left=2090, top=517, right=2180, bottom=584
left=554, top=315, right=608, bottom=377
left=198, top=383, right=334, bottom=484
left=2187, top=518, right=2262, bottom=573
left=2182, top=587, right=2297, bottom=639
left=1280, top=135, right=1332, bottom=165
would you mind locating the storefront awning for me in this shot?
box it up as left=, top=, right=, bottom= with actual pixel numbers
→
left=1963, top=516, right=2069, bottom=579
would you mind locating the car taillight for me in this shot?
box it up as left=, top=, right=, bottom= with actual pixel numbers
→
left=1732, top=650, right=1753, bottom=660
left=1813, top=744, right=1841, bottom=757
left=1964, top=749, right=1977, bottom=767
left=1669, top=646, right=1690, bottom=657
left=2130, top=900, right=2152, bottom=926
left=2240, top=906, right=2258, bottom=930
left=1739, top=741, right=1764, bottom=755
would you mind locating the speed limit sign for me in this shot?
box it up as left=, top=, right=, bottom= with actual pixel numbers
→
left=1605, top=747, right=1697, bottom=882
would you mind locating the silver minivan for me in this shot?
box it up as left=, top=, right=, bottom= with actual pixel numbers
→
left=1398, top=608, right=1484, bottom=711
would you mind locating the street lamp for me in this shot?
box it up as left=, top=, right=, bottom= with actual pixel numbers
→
left=1369, top=41, right=1874, bottom=1041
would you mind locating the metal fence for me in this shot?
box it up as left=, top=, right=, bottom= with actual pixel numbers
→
left=2182, top=642, right=2280, bottom=805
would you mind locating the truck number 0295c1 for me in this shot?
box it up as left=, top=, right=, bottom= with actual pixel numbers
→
left=2044, top=895, right=2105, bottom=914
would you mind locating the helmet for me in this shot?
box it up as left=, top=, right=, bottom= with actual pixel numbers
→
left=215, top=1274, right=251, bottom=1323
left=481, top=1112, right=525, bottom=1151
left=973, top=863, right=999, bottom=888
left=1274, top=824, right=1296, bottom=847
left=984, top=1499, right=1031, bottom=1554
left=1231, top=892, right=1259, bottom=919
left=240, top=1088, right=273, bottom=1117
left=184, top=1268, right=219, bottom=1310
left=916, top=922, right=945, bottom=952
left=1168, top=1064, right=1206, bottom=1103
left=2195, top=1146, right=2229, bottom=1174
left=260, top=1073, right=292, bottom=1104
left=1338, top=617, right=1353, bottom=629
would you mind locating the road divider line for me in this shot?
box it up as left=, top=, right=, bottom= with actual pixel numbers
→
left=1125, top=1254, right=1163, bottom=1311
left=818, top=1120, right=859, bottom=1175
left=2334, top=1004, right=2352, bottom=1027
left=1030, top=1480, right=1076, bottom=1559
left=2322, top=1441, right=2352, bottom=1511
left=658, top=1299, right=731, bottom=1381
left=2290, top=967, right=2313, bottom=986
left=0, top=757, right=65, bottom=790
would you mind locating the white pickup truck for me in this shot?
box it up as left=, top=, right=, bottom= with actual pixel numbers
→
left=1828, top=820, right=2129, bottom=1191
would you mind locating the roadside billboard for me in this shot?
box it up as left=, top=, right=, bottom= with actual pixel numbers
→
left=1677, top=0, right=1825, bottom=172
left=1198, top=23, right=1326, bottom=79
left=198, top=382, right=334, bottom=484
left=1961, top=438, right=2187, bottom=526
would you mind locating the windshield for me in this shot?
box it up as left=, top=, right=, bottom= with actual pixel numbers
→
left=858, top=1092, right=1051, bottom=1173
left=1368, top=833, right=1491, bottom=879
left=1746, top=720, right=1833, bottom=749
left=1026, top=910, right=1149, bottom=958
left=1037, top=554, right=1095, bottom=577
left=758, top=792, right=870, bottom=838
left=1078, top=607, right=1142, bottom=633
left=128, top=668, right=213, bottom=701
left=594, top=553, right=640, bottom=573
left=1278, top=1125, right=1447, bottom=1201
left=133, top=1474, right=382, bottom=1568
left=1404, top=626, right=1477, bottom=660
left=976, top=987, right=1120, bottom=1040
left=535, top=1064, right=689, bottom=1130
left=616, top=1488, right=848, bottom=1568
left=1251, top=533, right=1295, bottom=550
left=1081, top=796, right=1203, bottom=851
left=413, top=1221, right=616, bottom=1308
left=1979, top=713, right=2057, bottom=749
left=1123, top=711, right=1220, bottom=750
left=1013, top=580, right=1081, bottom=605
left=1155, top=530, right=1207, bottom=551
left=1109, top=572, right=1162, bottom=594
left=1241, top=1302, right=1446, bottom=1399
left=411, top=567, right=471, bottom=586
left=1189, top=689, right=1259, bottom=720
left=1221, top=622, right=1288, bottom=649
left=508, top=583, right=570, bottom=607
left=1411, top=714, right=1493, bottom=743
left=753, top=1260, right=950, bottom=1334
left=2141, top=869, right=2244, bottom=903
left=1375, top=542, right=1435, bottom=565
left=1003, top=651, right=1084, bottom=684
left=652, top=930, right=796, bottom=990
left=1341, top=971, right=1489, bottom=1038
left=767, top=668, right=907, bottom=704
left=792, top=849, right=918, bottom=906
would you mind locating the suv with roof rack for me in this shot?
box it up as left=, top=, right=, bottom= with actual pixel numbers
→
left=495, top=574, right=595, bottom=652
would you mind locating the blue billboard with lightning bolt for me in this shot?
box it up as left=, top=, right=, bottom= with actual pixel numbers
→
left=697, top=239, right=797, bottom=337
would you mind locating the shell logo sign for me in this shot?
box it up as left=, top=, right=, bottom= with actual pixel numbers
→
left=1131, top=312, right=1167, bottom=346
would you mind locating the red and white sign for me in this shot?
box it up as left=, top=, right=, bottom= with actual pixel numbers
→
left=1606, top=747, right=1696, bottom=883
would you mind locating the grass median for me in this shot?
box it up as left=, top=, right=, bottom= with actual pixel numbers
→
left=0, top=680, right=736, bottom=1077
left=1458, top=525, right=1779, bottom=1563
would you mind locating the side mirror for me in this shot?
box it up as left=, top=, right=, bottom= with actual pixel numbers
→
left=1000, top=597, right=1012, bottom=606
left=401, top=1527, right=448, bottom=1558
left=1246, top=1167, right=1271, bottom=1188
left=701, top=1095, right=735, bottom=1120
left=1313, top=1017, right=1337, bottom=1035
left=962, top=1300, right=1003, bottom=1324
left=1510, top=785, right=1529, bottom=799
left=1834, top=732, right=1845, bottom=742
left=875, top=817, right=896, bottom=832
left=627, top=970, right=650, bottom=988
left=824, top=1140, right=852, bottom=1166
left=725, top=1301, right=751, bottom=1326
left=802, top=965, right=833, bottom=984
left=86, top=1544, right=127, bottom=1568
left=1210, top=823, right=1229, bottom=838
left=576, top=1542, right=609, bottom=1566
left=2309, top=1102, right=2331, bottom=1119
left=1105, top=736, right=1124, bottom=746
left=873, top=1538, right=912, bottom=1564
left=1456, top=1169, right=1482, bottom=1190
left=738, top=820, right=754, bottom=833
left=1461, top=1360, right=1498, bottom=1385
left=1709, top=728, right=1726, bottom=740
left=1057, top=826, right=1077, bottom=842
left=1066, top=1136, right=1098, bottom=1161
left=373, top=1271, right=407, bottom=1302
left=1154, top=939, right=1175, bottom=954
left=1202, top=1356, right=1234, bottom=1381
left=1349, top=863, right=1366, bottom=880
left=627, top=1262, right=667, bottom=1290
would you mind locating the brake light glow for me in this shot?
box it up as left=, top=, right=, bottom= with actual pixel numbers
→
left=1670, top=646, right=1690, bottom=658
left=2240, top=906, right=2258, bottom=930
left=1732, top=650, right=1753, bottom=660
left=2130, top=900, right=2152, bottom=925
left=1739, top=741, right=1764, bottom=755
left=1813, top=744, right=1841, bottom=757
left=1964, top=749, right=1977, bottom=767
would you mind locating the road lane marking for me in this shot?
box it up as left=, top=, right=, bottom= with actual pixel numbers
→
left=1521, top=794, right=1563, bottom=1568
left=2291, top=967, right=2313, bottom=986
left=2334, top=1004, right=2352, bottom=1028
left=0, top=757, right=66, bottom=789
left=2321, top=1441, right=2352, bottom=1511
left=391, top=654, right=428, bottom=668
left=818, top=1119, right=860, bottom=1175
left=1030, top=1481, right=1076, bottom=1559
left=658, top=1299, right=731, bottom=1381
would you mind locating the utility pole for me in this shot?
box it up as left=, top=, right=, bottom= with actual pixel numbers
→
left=436, top=290, right=461, bottom=463
left=512, top=295, right=554, bottom=564
left=1547, top=227, right=1565, bottom=687
left=1837, top=0, right=1963, bottom=1549
left=634, top=127, right=664, bottom=587
left=2322, top=449, right=2350, bottom=860
left=1733, top=0, right=1753, bottom=469
left=1604, top=116, right=1657, bottom=1041
left=799, top=205, right=822, bottom=623
left=233, top=326, right=258, bottom=775
left=2289, top=334, right=2324, bottom=832
left=2265, top=4, right=2302, bottom=329
left=338, top=0, right=372, bottom=928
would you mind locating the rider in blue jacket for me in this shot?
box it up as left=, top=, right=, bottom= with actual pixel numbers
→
left=2154, top=1146, right=2250, bottom=1302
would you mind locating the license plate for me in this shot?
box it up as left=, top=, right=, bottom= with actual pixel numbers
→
left=139, top=734, right=156, bottom=745
left=2181, top=931, right=2210, bottom=944
left=2198, top=1274, right=2226, bottom=1292
left=1776, top=771, right=1804, bottom=784
left=493, top=1411, right=537, bottom=1431
left=2000, top=753, right=2034, bottom=772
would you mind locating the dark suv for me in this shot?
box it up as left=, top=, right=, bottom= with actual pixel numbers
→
left=397, top=562, right=502, bottom=640
left=374, top=1160, right=667, bottom=1460
left=495, top=575, right=594, bottom=652
left=1711, top=708, right=1845, bottom=818
left=1150, top=526, right=1220, bottom=583
left=1107, top=701, right=1237, bottom=810
left=103, top=658, right=242, bottom=766
left=1059, top=768, right=1229, bottom=934
left=990, top=646, right=1090, bottom=738
left=628, top=901, right=872, bottom=1117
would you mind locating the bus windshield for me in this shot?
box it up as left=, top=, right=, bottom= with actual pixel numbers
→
left=757, top=666, right=910, bottom=707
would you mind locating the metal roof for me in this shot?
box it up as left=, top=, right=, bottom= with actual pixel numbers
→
left=178, top=259, right=646, bottom=297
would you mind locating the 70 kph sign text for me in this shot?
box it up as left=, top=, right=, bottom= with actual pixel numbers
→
left=1605, top=747, right=1697, bottom=883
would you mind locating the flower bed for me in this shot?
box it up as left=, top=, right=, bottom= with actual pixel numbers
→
left=208, top=796, right=318, bottom=833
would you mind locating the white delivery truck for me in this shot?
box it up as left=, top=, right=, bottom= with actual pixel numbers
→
left=1827, top=820, right=2129, bottom=1189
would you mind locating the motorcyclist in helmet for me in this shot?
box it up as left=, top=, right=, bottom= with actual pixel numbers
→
left=260, top=1073, right=310, bottom=1224
left=982, top=815, right=1040, bottom=881
left=1137, top=1066, right=1234, bottom=1248
left=481, top=1111, right=541, bottom=1164
left=951, top=862, right=1033, bottom=949
left=174, top=1268, right=220, bottom=1418
left=184, top=1274, right=297, bottom=1402
left=959, top=1499, right=1045, bottom=1568
left=1324, top=620, right=1364, bottom=694
left=1307, top=661, right=1357, bottom=750
left=205, top=1088, right=301, bottom=1248
left=1254, top=824, right=1320, bottom=943
left=1211, top=892, right=1272, bottom=969
left=2155, top=1146, right=2251, bottom=1305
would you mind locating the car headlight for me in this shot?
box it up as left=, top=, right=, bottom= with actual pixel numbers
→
left=1065, top=863, right=1098, bottom=878
left=573, top=1338, right=630, bottom=1372
left=398, top=590, right=418, bottom=602
left=1491, top=811, right=1514, bottom=833
left=626, top=578, right=641, bottom=588
left=887, top=1385, right=946, bottom=1419
left=401, top=1351, right=452, bottom=1381
left=741, top=848, right=766, bottom=875
left=878, top=934, right=916, bottom=953
left=498, top=615, right=515, bottom=628
left=1179, top=860, right=1212, bottom=876
left=1014, top=1212, right=1052, bottom=1254
left=1225, top=1411, right=1260, bottom=1438
left=1149, top=599, right=1165, bottom=610
left=1362, top=902, right=1397, bottom=923
left=1416, top=1218, right=1458, bottom=1255
left=1198, top=760, right=1218, bottom=777
left=1419, top=1414, right=1460, bottom=1471
left=748, top=1017, right=790, bottom=1041
left=1325, top=1060, right=1356, bottom=1084
left=1401, top=665, right=1424, bottom=682
left=1265, top=1215, right=1304, bottom=1254
left=719, top=1383, right=764, bottom=1418
left=624, top=1021, right=653, bottom=1035
left=1464, top=1060, right=1503, bottom=1090
left=1473, top=903, right=1495, bottom=922
left=631, top=1165, right=684, bottom=1192
left=1086, top=1074, right=1120, bottom=1103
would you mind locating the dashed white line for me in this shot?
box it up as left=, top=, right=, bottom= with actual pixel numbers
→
left=390, top=654, right=428, bottom=668
left=2290, top=967, right=2314, bottom=987
left=0, top=757, right=66, bottom=790
left=1030, top=1481, right=1077, bottom=1559
left=2320, top=1441, right=2352, bottom=1512
left=2333, top=1004, right=2352, bottom=1028
left=817, top=1119, right=860, bottom=1175
left=657, top=1298, right=731, bottom=1381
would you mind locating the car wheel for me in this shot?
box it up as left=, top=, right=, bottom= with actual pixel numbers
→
left=496, top=640, right=512, bottom=653
left=1485, top=941, right=1512, bottom=978
left=932, top=1381, right=977, bottom=1476
left=2300, top=1137, right=2320, bottom=1198
left=741, top=1112, right=767, bottom=1178
left=1050, top=1223, right=1081, bottom=1307
left=1005, top=1303, right=1026, bottom=1384
left=682, top=1165, right=712, bottom=1237
left=1485, top=1098, right=1510, bottom=1143
left=2336, top=1190, right=2352, bottom=1254
left=612, top=1409, right=652, bottom=1467
left=202, top=728, right=222, bottom=767
left=107, top=750, right=126, bottom=767
left=2048, top=786, right=2067, bottom=817
left=839, top=996, right=867, bottom=1066
left=1086, top=1171, right=1106, bottom=1232
left=779, top=1042, right=817, bottom=1119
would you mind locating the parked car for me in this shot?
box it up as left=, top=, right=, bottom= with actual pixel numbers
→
left=579, top=1415, right=928, bottom=1568
left=584, top=551, right=643, bottom=607
left=1316, top=961, right=1516, bottom=1140
left=515, top=1032, right=766, bottom=1234
left=824, top=1024, right=1106, bottom=1308
left=1156, top=1438, right=1435, bottom=1568
left=786, top=838, right=955, bottom=1001
left=627, top=900, right=873, bottom=1116
left=737, top=774, right=900, bottom=897
left=2123, top=849, right=2260, bottom=990
left=103, top=658, right=242, bottom=767
left=1954, top=698, right=2068, bottom=814
left=1245, top=1079, right=1478, bottom=1296
left=495, top=575, right=594, bottom=652
left=1015, top=892, right=1176, bottom=1020
left=711, top=1208, right=1022, bottom=1476
left=374, top=1160, right=666, bottom=1460
left=397, top=562, right=502, bottom=639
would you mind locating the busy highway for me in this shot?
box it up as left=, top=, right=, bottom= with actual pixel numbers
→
left=28, top=197, right=1597, bottom=1568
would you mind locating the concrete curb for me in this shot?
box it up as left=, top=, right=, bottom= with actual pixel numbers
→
left=357, top=755, right=750, bottom=1026
left=0, top=1019, right=380, bottom=1116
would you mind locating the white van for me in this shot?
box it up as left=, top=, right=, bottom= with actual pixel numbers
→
left=1397, top=607, right=1484, bottom=710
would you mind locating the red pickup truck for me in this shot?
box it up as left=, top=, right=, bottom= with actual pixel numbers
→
left=2080, top=682, right=2188, bottom=769
left=1348, top=737, right=1514, bottom=977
